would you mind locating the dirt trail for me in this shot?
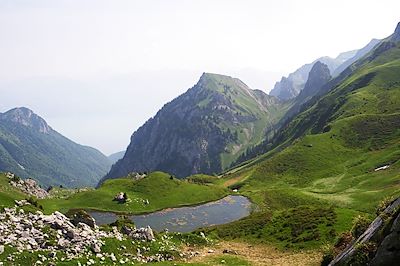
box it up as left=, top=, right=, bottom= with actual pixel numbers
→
left=222, top=175, right=246, bottom=188
left=187, top=241, right=322, bottom=266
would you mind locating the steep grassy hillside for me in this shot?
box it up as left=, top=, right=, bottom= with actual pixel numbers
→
left=0, top=173, right=26, bottom=209
left=42, top=171, right=228, bottom=214
left=212, top=39, right=400, bottom=250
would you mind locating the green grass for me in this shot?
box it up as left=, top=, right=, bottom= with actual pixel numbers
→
left=41, top=171, right=229, bottom=214
left=0, top=173, right=26, bottom=209
left=208, top=42, right=400, bottom=251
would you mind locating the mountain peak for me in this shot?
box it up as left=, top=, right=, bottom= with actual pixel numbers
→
left=199, top=72, right=236, bottom=84
left=1, top=107, right=52, bottom=134
left=310, top=61, right=330, bottom=76
left=392, top=22, right=400, bottom=41
left=299, top=61, right=331, bottom=98
left=196, top=72, right=249, bottom=94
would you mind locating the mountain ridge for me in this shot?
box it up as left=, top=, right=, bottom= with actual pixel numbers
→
left=102, top=73, right=283, bottom=183
left=0, top=107, right=111, bottom=188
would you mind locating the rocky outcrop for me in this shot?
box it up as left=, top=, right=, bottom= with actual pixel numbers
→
left=0, top=207, right=112, bottom=257
left=277, top=61, right=331, bottom=127
left=0, top=204, right=162, bottom=264
left=67, top=209, right=96, bottom=228
left=329, top=197, right=400, bottom=265
left=8, top=173, right=48, bottom=199
left=121, top=225, right=155, bottom=241
left=370, top=211, right=400, bottom=265
left=390, top=22, right=400, bottom=42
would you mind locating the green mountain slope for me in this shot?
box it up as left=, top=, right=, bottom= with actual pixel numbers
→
left=224, top=24, right=400, bottom=216
left=0, top=107, right=111, bottom=188
left=103, top=73, right=284, bottom=182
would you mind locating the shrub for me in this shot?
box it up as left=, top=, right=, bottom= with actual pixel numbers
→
left=351, top=215, right=372, bottom=238
left=347, top=242, right=377, bottom=266
left=321, top=248, right=335, bottom=266
left=376, top=196, right=395, bottom=216
left=26, top=196, right=42, bottom=209
left=11, top=175, right=20, bottom=182
left=109, top=216, right=135, bottom=230
left=123, top=192, right=128, bottom=202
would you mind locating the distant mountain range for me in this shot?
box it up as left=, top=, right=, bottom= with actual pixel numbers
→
left=102, top=73, right=284, bottom=182
left=269, top=39, right=380, bottom=101
left=108, top=151, right=125, bottom=164
left=0, top=107, right=111, bottom=188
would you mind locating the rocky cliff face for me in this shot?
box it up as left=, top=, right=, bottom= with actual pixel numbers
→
left=277, top=61, right=331, bottom=126
left=298, top=61, right=331, bottom=100
left=390, top=22, right=400, bottom=42
left=0, top=107, right=52, bottom=134
left=103, top=73, right=282, bottom=182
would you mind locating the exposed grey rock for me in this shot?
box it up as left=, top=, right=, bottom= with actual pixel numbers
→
left=329, top=197, right=400, bottom=265
left=370, top=212, right=400, bottom=265
left=121, top=225, right=154, bottom=241
left=90, top=242, right=101, bottom=253
left=9, top=178, right=48, bottom=199
left=69, top=210, right=96, bottom=228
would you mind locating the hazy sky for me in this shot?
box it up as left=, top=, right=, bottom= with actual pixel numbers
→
left=0, top=0, right=399, bottom=155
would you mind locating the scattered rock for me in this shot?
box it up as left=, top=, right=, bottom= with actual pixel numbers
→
left=122, top=225, right=155, bottom=241
left=67, top=209, right=96, bottom=228
left=223, top=249, right=238, bottom=255
left=127, top=172, right=147, bottom=181
left=9, top=177, right=48, bottom=199
left=0, top=245, right=4, bottom=254
left=113, top=192, right=128, bottom=203
left=90, top=242, right=101, bottom=253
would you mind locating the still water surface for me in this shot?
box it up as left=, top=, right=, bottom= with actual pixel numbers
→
left=89, top=195, right=251, bottom=233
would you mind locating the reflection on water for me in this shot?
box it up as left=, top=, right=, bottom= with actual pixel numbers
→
left=89, top=195, right=251, bottom=233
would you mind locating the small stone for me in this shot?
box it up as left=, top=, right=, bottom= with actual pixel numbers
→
left=0, top=245, right=4, bottom=254
left=48, top=251, right=57, bottom=258
left=91, top=243, right=101, bottom=253
left=66, top=229, right=75, bottom=239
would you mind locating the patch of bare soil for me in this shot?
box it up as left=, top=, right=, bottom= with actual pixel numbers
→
left=186, top=241, right=322, bottom=266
